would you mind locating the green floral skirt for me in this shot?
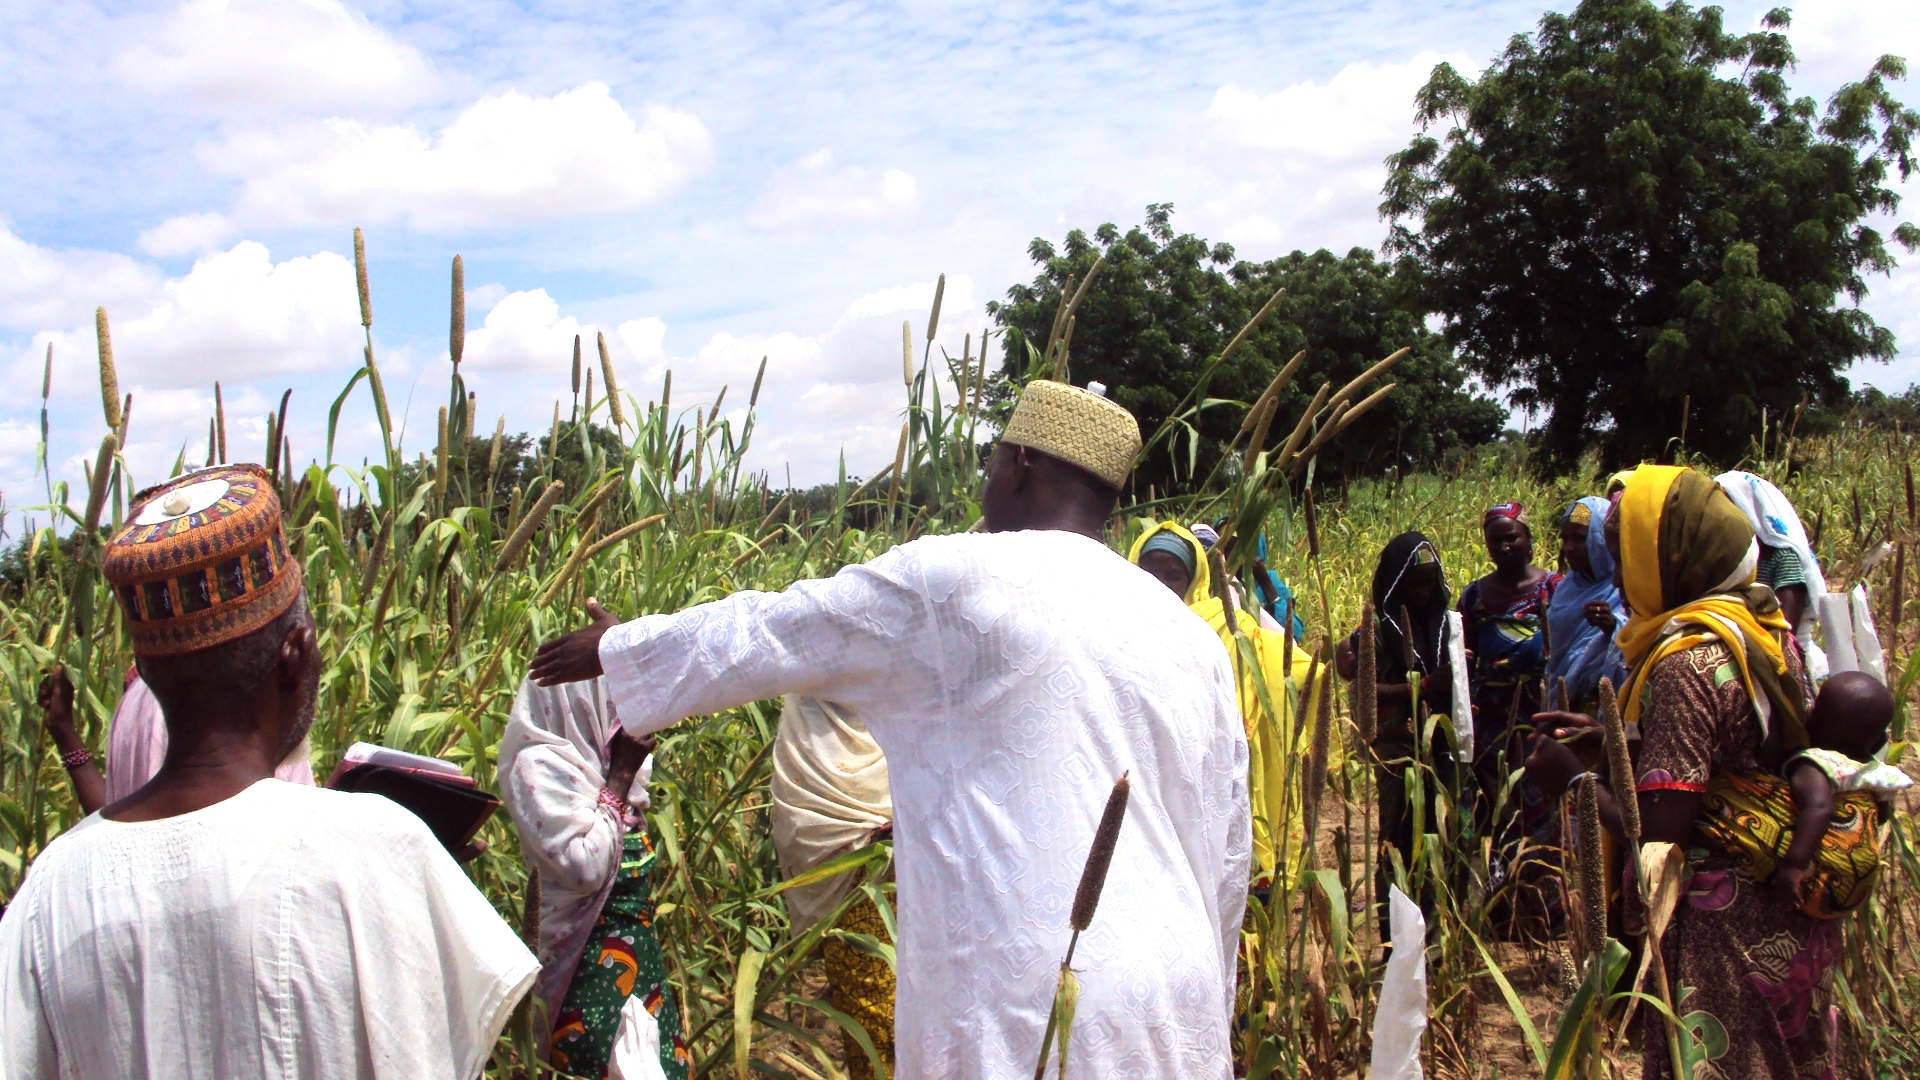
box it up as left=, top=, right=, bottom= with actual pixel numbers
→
left=550, top=833, right=690, bottom=1080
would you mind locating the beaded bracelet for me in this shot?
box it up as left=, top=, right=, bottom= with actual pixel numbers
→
left=597, top=787, right=628, bottom=814
left=60, top=747, right=95, bottom=770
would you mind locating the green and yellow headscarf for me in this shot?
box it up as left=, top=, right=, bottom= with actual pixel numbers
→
left=1615, top=466, right=1807, bottom=765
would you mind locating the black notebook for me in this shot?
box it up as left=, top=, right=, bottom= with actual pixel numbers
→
left=327, top=746, right=499, bottom=852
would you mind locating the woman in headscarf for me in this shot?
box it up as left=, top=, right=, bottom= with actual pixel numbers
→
left=1184, top=522, right=1290, bottom=634
left=1544, top=497, right=1628, bottom=715
left=1460, top=502, right=1562, bottom=756
left=499, top=677, right=688, bottom=1080
left=1335, top=531, right=1458, bottom=942
left=770, top=695, right=894, bottom=1080
left=1129, top=521, right=1333, bottom=884
left=1528, top=466, right=1822, bottom=1080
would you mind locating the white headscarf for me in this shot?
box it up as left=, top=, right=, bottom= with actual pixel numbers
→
left=498, top=677, right=651, bottom=1032
left=1715, top=470, right=1827, bottom=618
left=770, top=696, right=891, bottom=930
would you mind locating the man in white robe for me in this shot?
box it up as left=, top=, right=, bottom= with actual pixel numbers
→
left=532, top=381, right=1249, bottom=1079
left=0, top=464, right=536, bottom=1080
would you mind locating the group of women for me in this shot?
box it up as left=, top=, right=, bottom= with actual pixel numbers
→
left=1344, top=466, right=1863, bottom=1079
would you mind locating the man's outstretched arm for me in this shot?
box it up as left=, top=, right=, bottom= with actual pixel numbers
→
left=531, top=562, right=924, bottom=738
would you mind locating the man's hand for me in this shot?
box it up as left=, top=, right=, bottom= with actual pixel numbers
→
left=38, top=667, right=75, bottom=733
left=1583, top=600, right=1617, bottom=633
left=530, top=598, right=621, bottom=686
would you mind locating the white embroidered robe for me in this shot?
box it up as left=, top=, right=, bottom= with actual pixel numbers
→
left=599, top=529, right=1250, bottom=1079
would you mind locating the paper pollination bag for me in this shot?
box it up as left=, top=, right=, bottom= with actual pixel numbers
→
left=1818, top=585, right=1886, bottom=685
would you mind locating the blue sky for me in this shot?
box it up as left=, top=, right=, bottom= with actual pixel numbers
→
left=2, top=0, right=1915, bottom=525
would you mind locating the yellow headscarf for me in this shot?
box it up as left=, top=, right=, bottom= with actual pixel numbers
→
left=1125, top=521, right=1211, bottom=604
left=1615, top=466, right=1806, bottom=763
left=1126, top=521, right=1334, bottom=879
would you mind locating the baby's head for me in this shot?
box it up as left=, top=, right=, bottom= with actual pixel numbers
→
left=1808, top=671, right=1896, bottom=762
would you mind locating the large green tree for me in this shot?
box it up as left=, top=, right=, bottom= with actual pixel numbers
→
left=1382, top=0, right=1919, bottom=470
left=988, top=205, right=1505, bottom=492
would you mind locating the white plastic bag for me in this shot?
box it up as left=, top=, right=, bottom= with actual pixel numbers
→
left=1447, top=611, right=1472, bottom=763
left=1370, top=885, right=1428, bottom=1080
left=607, top=995, right=669, bottom=1080
left=1815, top=587, right=1887, bottom=686
left=1851, top=585, right=1886, bottom=685
left=1819, top=592, right=1859, bottom=676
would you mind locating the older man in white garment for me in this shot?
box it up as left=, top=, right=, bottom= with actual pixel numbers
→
left=0, top=465, right=536, bottom=1080
left=531, top=381, right=1250, bottom=1079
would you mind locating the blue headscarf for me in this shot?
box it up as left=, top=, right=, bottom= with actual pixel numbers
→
left=1544, top=496, right=1628, bottom=705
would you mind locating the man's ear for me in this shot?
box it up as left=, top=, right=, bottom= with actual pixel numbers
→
left=1005, top=444, right=1033, bottom=490
left=279, top=624, right=317, bottom=690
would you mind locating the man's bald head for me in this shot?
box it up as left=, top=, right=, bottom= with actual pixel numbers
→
left=1808, top=671, right=1895, bottom=762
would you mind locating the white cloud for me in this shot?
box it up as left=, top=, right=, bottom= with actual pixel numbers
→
left=0, top=226, right=162, bottom=333
left=459, top=288, right=591, bottom=375
left=637, top=275, right=988, bottom=478
left=21, top=240, right=361, bottom=394
left=1195, top=51, right=1478, bottom=251
left=750, top=149, right=920, bottom=228
left=0, top=419, right=37, bottom=460
left=1775, top=0, right=1920, bottom=89
left=138, top=213, right=240, bottom=257
left=1208, top=52, right=1472, bottom=159
left=616, top=317, right=666, bottom=367
left=459, top=292, right=661, bottom=378
left=216, top=82, right=713, bottom=231
left=117, top=0, right=433, bottom=112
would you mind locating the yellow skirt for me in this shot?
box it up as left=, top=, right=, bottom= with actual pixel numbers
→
left=821, top=896, right=895, bottom=1080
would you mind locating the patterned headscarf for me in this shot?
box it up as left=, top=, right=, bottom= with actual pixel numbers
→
left=1484, top=501, right=1529, bottom=530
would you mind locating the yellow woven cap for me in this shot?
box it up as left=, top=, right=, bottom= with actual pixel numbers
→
left=1000, top=379, right=1141, bottom=489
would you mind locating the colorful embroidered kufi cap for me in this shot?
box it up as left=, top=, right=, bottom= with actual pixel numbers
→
left=1000, top=379, right=1142, bottom=490
left=103, top=464, right=302, bottom=657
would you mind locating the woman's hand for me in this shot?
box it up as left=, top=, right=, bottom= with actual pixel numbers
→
left=530, top=598, right=621, bottom=686
left=1771, top=863, right=1809, bottom=909
left=602, top=729, right=656, bottom=806
left=1583, top=600, right=1617, bottom=634
left=40, top=666, right=106, bottom=816
left=1532, top=709, right=1600, bottom=740
left=38, top=668, right=76, bottom=734
left=1522, top=733, right=1588, bottom=799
